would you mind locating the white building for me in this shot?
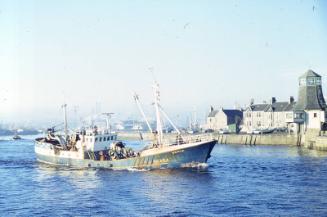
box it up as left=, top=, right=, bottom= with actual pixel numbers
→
left=207, top=107, right=243, bottom=133
left=242, top=97, right=296, bottom=133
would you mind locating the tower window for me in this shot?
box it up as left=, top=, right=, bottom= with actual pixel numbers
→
left=315, top=78, right=321, bottom=85
left=307, top=78, right=314, bottom=85
left=299, top=78, right=306, bottom=86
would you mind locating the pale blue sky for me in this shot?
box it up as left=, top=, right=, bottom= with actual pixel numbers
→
left=0, top=0, right=327, bottom=126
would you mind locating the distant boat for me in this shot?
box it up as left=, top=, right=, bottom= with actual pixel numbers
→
left=218, top=129, right=230, bottom=134
left=115, top=123, right=125, bottom=131
left=13, top=134, right=22, bottom=140
left=132, top=124, right=143, bottom=131
left=187, top=108, right=200, bottom=134
left=35, top=83, right=217, bottom=170
left=252, top=128, right=275, bottom=134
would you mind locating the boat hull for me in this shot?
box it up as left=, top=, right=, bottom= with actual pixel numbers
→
left=35, top=140, right=217, bottom=170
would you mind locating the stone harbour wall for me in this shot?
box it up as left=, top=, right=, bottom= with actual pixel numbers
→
left=215, top=133, right=299, bottom=146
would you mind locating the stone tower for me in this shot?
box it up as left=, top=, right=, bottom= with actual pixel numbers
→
left=294, top=69, right=327, bottom=133
left=294, top=69, right=326, bottom=111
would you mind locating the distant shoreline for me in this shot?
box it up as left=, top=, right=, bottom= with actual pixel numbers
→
left=0, top=129, right=39, bottom=136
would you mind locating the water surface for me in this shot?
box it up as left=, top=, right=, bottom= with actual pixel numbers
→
left=1, top=136, right=327, bottom=216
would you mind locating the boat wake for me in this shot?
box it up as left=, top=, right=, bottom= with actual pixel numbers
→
left=104, top=167, right=150, bottom=172
left=126, top=167, right=150, bottom=172
left=181, top=162, right=209, bottom=170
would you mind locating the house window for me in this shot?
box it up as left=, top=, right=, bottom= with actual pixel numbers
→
left=314, top=113, right=317, bottom=118
left=95, top=138, right=98, bottom=142
left=295, top=113, right=304, bottom=119
left=257, top=121, right=261, bottom=126
left=99, top=137, right=102, bottom=142
left=103, top=137, right=106, bottom=141
left=107, top=137, right=110, bottom=140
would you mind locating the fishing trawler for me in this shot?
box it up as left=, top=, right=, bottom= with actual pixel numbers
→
left=34, top=82, right=217, bottom=170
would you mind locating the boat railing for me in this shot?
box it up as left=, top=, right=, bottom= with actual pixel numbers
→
left=161, top=133, right=215, bottom=146
left=183, top=133, right=215, bottom=144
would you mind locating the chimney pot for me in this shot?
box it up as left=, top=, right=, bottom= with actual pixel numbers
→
left=290, top=96, right=294, bottom=103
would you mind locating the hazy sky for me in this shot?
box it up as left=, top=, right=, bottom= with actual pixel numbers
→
left=1, top=0, right=327, bottom=126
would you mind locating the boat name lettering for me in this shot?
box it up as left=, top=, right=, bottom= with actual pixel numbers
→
left=172, top=150, right=184, bottom=154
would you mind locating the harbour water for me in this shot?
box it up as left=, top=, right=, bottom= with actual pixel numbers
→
left=1, top=136, right=327, bottom=216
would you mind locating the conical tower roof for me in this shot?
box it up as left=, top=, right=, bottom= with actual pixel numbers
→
left=300, top=69, right=321, bottom=78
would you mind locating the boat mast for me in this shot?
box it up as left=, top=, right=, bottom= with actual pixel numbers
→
left=133, top=92, right=153, bottom=133
left=102, top=112, right=114, bottom=133
left=153, top=81, right=163, bottom=145
left=62, top=104, right=68, bottom=140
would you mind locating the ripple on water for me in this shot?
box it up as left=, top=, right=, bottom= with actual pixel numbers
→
left=1, top=140, right=327, bottom=216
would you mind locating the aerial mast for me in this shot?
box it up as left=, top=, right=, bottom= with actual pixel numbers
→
left=62, top=104, right=68, bottom=140
left=153, top=81, right=163, bottom=145
left=102, top=112, right=114, bottom=133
